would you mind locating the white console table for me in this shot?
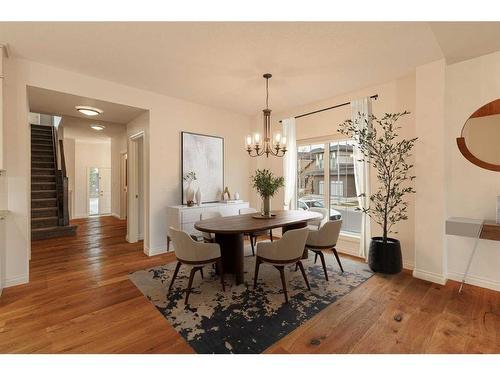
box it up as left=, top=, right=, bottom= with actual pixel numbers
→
left=446, top=217, right=500, bottom=292
left=166, top=201, right=250, bottom=250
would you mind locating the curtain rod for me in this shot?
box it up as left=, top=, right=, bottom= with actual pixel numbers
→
left=279, top=94, right=378, bottom=123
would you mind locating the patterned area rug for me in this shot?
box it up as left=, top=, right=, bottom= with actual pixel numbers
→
left=129, top=245, right=373, bottom=354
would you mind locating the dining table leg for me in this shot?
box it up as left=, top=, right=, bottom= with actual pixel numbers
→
left=282, top=221, right=309, bottom=259
left=214, top=233, right=244, bottom=285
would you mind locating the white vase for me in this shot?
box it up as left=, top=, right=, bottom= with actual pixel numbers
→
left=186, top=182, right=195, bottom=204
left=196, top=188, right=202, bottom=206
left=234, top=192, right=240, bottom=200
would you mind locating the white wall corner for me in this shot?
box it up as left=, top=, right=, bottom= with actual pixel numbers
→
left=413, top=268, right=447, bottom=285
left=144, top=244, right=167, bottom=257
left=4, top=274, right=29, bottom=288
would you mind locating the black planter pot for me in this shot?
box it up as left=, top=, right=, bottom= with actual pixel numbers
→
left=368, top=237, right=402, bottom=274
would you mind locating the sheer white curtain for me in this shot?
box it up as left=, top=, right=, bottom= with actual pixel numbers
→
left=282, top=117, right=297, bottom=210
left=351, top=98, right=372, bottom=259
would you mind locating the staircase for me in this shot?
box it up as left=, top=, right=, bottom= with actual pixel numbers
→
left=31, top=124, right=76, bottom=240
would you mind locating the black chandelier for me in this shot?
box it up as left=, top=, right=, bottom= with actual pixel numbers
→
left=246, top=73, right=287, bottom=158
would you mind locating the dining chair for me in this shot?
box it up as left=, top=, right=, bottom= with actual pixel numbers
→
left=254, top=227, right=310, bottom=303
left=199, top=211, right=222, bottom=243
left=307, top=207, right=329, bottom=230
left=304, top=219, right=343, bottom=281
left=239, top=207, right=273, bottom=256
left=168, top=227, right=225, bottom=305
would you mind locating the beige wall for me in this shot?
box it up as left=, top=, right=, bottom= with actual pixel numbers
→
left=250, top=74, right=416, bottom=267
left=413, top=59, right=447, bottom=284
left=445, top=51, right=500, bottom=291
left=2, top=57, right=252, bottom=285
left=111, top=131, right=127, bottom=218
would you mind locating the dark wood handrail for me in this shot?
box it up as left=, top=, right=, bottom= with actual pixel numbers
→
left=59, top=139, right=67, bottom=177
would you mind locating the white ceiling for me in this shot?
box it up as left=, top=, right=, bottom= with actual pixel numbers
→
left=2, top=22, right=500, bottom=115
left=28, top=86, right=146, bottom=123
left=61, top=115, right=126, bottom=143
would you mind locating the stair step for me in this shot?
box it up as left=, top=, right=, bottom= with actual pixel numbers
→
left=32, top=190, right=57, bottom=199
left=32, top=156, right=55, bottom=163
left=32, top=161, right=55, bottom=168
left=30, top=124, right=53, bottom=130
left=32, top=177, right=56, bottom=184
left=31, top=216, right=59, bottom=228
left=32, top=225, right=77, bottom=240
left=32, top=207, right=58, bottom=218
left=32, top=198, right=57, bottom=209
left=31, top=168, right=56, bottom=176
left=31, top=144, right=52, bottom=150
left=31, top=130, right=52, bottom=136
left=31, top=140, right=53, bottom=146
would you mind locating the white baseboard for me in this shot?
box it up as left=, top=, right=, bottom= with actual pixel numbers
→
left=447, top=271, right=500, bottom=292
left=403, top=261, right=414, bottom=271
left=4, top=274, right=29, bottom=288
left=413, top=268, right=447, bottom=285
left=144, top=244, right=168, bottom=257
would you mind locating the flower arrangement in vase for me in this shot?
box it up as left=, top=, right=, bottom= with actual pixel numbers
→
left=183, top=171, right=197, bottom=206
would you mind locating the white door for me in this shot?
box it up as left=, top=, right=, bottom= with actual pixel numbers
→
left=98, top=168, right=111, bottom=215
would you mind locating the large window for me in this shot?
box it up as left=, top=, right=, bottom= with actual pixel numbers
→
left=297, top=139, right=361, bottom=236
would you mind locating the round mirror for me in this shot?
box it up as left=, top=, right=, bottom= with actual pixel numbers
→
left=457, top=99, right=500, bottom=171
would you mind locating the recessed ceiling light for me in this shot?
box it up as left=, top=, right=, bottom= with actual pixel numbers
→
left=76, top=106, right=103, bottom=116
left=90, top=124, right=106, bottom=131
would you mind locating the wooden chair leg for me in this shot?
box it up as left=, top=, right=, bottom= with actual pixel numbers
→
left=184, top=267, right=198, bottom=305
left=332, top=248, right=344, bottom=273
left=269, top=229, right=273, bottom=242
left=318, top=251, right=329, bottom=281
left=277, top=266, right=289, bottom=303
left=296, top=260, right=311, bottom=291
left=217, top=259, right=225, bottom=292
left=253, top=257, right=262, bottom=289
left=314, top=252, right=318, bottom=264
left=249, top=235, right=255, bottom=256
left=168, top=261, right=181, bottom=294
left=167, top=236, right=171, bottom=251
left=200, top=267, right=204, bottom=279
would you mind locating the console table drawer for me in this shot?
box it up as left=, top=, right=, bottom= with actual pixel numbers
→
left=181, top=209, right=203, bottom=223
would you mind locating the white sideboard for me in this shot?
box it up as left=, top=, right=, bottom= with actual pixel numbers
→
left=166, top=201, right=250, bottom=250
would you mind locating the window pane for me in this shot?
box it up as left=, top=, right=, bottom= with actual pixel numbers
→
left=297, top=143, right=325, bottom=211
left=330, top=140, right=361, bottom=235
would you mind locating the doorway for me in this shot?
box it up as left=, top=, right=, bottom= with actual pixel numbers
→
left=87, top=167, right=112, bottom=216
left=127, top=132, right=145, bottom=244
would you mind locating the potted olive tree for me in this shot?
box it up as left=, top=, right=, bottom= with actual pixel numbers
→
left=339, top=111, right=417, bottom=274
left=251, top=169, right=284, bottom=218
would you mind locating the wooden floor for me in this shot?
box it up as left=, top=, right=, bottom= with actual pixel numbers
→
left=0, top=216, right=499, bottom=353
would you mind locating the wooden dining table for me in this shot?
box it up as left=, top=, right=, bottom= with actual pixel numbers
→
left=194, top=209, right=322, bottom=285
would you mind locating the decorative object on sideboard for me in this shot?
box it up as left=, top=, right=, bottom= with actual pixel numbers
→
left=246, top=74, right=287, bottom=158
left=183, top=171, right=197, bottom=207
left=221, top=186, right=231, bottom=201
left=233, top=192, right=240, bottom=200
left=182, top=132, right=224, bottom=204
left=340, top=111, right=417, bottom=274
left=456, top=99, right=500, bottom=172
left=196, top=188, right=202, bottom=206
left=251, top=169, right=284, bottom=218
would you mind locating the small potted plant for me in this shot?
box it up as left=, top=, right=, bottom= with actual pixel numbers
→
left=251, top=169, right=284, bottom=218
left=339, top=111, right=417, bottom=274
left=183, top=171, right=197, bottom=206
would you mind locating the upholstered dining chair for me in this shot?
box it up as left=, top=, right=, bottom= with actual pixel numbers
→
left=199, top=211, right=222, bottom=243
left=307, top=207, right=329, bottom=230
left=254, top=227, right=310, bottom=303
left=168, top=227, right=225, bottom=305
left=305, top=219, right=343, bottom=281
left=239, top=207, right=273, bottom=256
